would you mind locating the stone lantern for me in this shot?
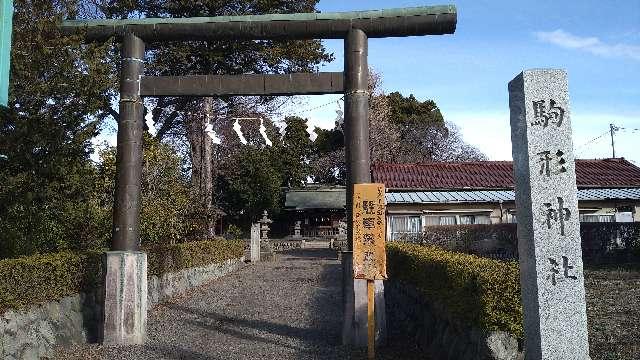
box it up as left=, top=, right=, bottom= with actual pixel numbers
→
left=259, top=210, right=272, bottom=240
left=293, top=221, right=302, bottom=239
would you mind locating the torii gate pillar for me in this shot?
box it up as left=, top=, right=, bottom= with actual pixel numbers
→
left=342, top=28, right=386, bottom=346
left=101, top=32, right=148, bottom=345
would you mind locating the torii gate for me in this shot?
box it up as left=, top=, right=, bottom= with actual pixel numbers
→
left=60, top=5, right=457, bottom=347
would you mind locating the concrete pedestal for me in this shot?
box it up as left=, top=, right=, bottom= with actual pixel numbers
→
left=341, top=251, right=386, bottom=347
left=250, top=223, right=260, bottom=263
left=102, top=251, right=147, bottom=345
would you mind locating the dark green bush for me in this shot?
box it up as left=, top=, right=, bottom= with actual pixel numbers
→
left=145, top=239, right=245, bottom=276
left=387, top=242, right=523, bottom=338
left=0, top=251, right=103, bottom=314
left=96, top=137, right=204, bottom=247
left=0, top=239, right=245, bottom=313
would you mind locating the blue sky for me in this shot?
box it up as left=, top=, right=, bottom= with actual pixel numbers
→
left=287, top=0, right=640, bottom=164
left=95, top=1, right=640, bottom=164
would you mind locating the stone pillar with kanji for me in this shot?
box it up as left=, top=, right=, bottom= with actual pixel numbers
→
left=509, top=69, right=589, bottom=359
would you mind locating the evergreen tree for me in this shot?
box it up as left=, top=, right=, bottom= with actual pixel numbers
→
left=0, top=0, right=115, bottom=258
left=387, top=91, right=445, bottom=129
left=307, top=71, right=487, bottom=186
left=216, top=147, right=281, bottom=223
left=277, top=116, right=312, bottom=187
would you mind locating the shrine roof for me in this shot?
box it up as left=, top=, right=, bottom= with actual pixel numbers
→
left=372, top=158, right=640, bottom=190
left=285, top=186, right=346, bottom=210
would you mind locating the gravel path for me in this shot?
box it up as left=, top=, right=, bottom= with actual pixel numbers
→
left=55, top=248, right=423, bottom=360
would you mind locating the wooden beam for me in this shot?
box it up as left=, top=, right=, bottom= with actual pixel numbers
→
left=60, top=6, right=456, bottom=42
left=139, top=72, right=344, bottom=97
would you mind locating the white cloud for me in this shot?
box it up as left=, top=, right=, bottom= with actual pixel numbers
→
left=534, top=29, right=640, bottom=61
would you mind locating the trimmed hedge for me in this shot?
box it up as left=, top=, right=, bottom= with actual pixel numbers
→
left=0, top=251, right=103, bottom=314
left=145, top=239, right=245, bottom=276
left=387, top=242, right=523, bottom=338
left=0, top=239, right=245, bottom=314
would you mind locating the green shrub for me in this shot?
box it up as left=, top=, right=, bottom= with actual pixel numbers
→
left=96, top=137, right=197, bottom=246
left=0, top=251, right=103, bottom=314
left=224, top=224, right=243, bottom=240
left=145, top=239, right=245, bottom=276
left=386, top=242, right=523, bottom=338
left=0, top=239, right=245, bottom=313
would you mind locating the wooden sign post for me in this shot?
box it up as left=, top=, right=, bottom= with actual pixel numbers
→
left=352, top=183, right=387, bottom=359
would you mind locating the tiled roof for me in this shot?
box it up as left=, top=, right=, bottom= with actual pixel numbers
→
left=386, top=188, right=640, bottom=204
left=372, top=158, right=640, bottom=190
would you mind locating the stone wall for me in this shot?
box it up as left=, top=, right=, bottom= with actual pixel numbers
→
left=330, top=239, right=347, bottom=251
left=269, top=240, right=304, bottom=252
left=0, top=292, right=102, bottom=360
left=148, top=257, right=244, bottom=306
left=0, top=257, right=244, bottom=360
left=385, top=280, right=523, bottom=360
left=245, top=239, right=305, bottom=253
left=394, top=223, right=640, bottom=264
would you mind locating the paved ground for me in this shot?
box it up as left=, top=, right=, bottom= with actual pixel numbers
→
left=55, top=248, right=422, bottom=360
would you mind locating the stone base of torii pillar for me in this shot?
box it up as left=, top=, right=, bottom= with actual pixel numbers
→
left=101, top=251, right=148, bottom=345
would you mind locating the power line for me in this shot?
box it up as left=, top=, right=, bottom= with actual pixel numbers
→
left=616, top=127, right=640, bottom=133
left=293, top=96, right=344, bottom=115
left=575, top=130, right=610, bottom=151
left=575, top=123, right=639, bottom=158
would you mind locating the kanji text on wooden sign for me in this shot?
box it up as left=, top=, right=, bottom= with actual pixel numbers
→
left=353, top=183, right=387, bottom=280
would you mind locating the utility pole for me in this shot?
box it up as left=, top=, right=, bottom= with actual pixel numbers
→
left=610, top=123, right=617, bottom=158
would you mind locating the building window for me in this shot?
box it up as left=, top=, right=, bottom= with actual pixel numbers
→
left=459, top=215, right=491, bottom=225
left=615, top=212, right=634, bottom=223
left=389, top=215, right=421, bottom=241
left=439, top=216, right=457, bottom=225
left=579, top=214, right=614, bottom=223
left=424, top=214, right=492, bottom=226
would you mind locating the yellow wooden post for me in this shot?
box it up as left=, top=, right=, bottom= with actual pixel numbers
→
left=352, top=183, right=386, bottom=358
left=367, top=279, right=375, bottom=359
